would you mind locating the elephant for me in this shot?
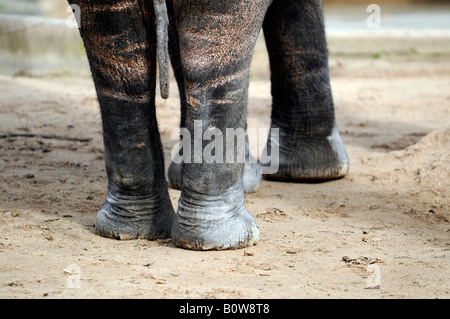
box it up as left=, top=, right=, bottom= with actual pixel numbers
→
left=67, top=0, right=350, bottom=250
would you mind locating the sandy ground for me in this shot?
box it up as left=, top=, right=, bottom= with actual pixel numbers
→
left=0, top=54, right=449, bottom=299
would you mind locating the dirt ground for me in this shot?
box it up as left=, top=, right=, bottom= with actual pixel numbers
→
left=0, top=54, right=449, bottom=299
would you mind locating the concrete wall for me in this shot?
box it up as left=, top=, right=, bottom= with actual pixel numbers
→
left=325, top=0, right=450, bottom=3
left=2, top=0, right=448, bottom=19
left=0, top=14, right=89, bottom=77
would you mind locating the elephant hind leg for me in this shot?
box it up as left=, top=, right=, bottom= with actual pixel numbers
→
left=169, top=0, right=272, bottom=250
left=70, top=0, right=174, bottom=240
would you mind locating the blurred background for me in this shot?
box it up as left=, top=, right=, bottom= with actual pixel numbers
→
left=1, top=0, right=450, bottom=22
left=0, top=0, right=449, bottom=77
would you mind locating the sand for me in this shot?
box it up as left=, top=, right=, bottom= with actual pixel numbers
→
left=0, top=54, right=449, bottom=298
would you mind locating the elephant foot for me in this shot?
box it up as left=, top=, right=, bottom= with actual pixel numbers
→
left=168, top=161, right=261, bottom=194
left=95, top=184, right=174, bottom=240
left=263, top=125, right=350, bottom=182
left=171, top=182, right=260, bottom=250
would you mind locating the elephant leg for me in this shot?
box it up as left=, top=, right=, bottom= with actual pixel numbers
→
left=166, top=0, right=261, bottom=194
left=69, top=0, right=174, bottom=239
left=262, top=0, right=350, bottom=181
left=170, top=0, right=271, bottom=250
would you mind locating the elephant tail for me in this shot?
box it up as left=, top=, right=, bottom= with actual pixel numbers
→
left=153, top=0, right=170, bottom=99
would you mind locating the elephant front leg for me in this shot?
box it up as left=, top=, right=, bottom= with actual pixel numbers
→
left=262, top=0, right=350, bottom=181
left=170, top=0, right=272, bottom=250
left=71, top=0, right=174, bottom=240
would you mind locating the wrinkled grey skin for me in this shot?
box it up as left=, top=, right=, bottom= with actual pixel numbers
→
left=68, top=0, right=349, bottom=250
